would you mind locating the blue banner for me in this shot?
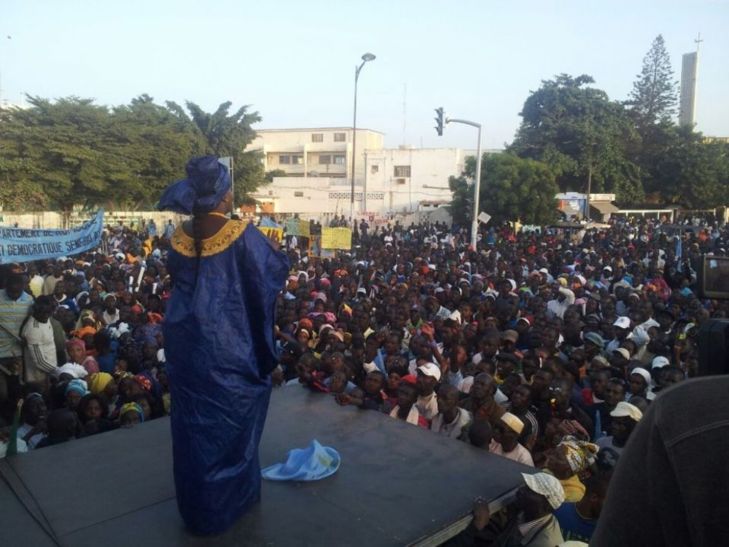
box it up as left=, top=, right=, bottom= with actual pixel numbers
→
left=0, top=210, right=104, bottom=264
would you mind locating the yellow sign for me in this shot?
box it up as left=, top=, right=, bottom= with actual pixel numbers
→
left=258, top=226, right=284, bottom=243
left=321, top=227, right=352, bottom=250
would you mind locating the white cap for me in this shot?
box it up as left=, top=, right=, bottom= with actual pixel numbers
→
left=630, top=367, right=652, bottom=385
left=610, top=401, right=643, bottom=422
left=500, top=412, right=524, bottom=434
left=613, top=348, right=631, bottom=360
left=613, top=316, right=631, bottom=330
left=522, top=472, right=565, bottom=510
left=417, top=362, right=442, bottom=382
left=651, top=356, right=670, bottom=369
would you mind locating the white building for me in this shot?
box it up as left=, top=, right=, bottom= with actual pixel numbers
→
left=248, top=127, right=470, bottom=220
left=251, top=127, right=384, bottom=183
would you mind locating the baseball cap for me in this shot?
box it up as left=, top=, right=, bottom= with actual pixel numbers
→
left=610, top=401, right=643, bottom=422
left=522, top=472, right=565, bottom=510
left=613, top=348, right=631, bottom=360
left=500, top=412, right=524, bottom=434
left=501, top=330, right=519, bottom=344
left=613, top=316, right=631, bottom=330
left=417, top=362, right=442, bottom=382
left=651, top=356, right=670, bottom=369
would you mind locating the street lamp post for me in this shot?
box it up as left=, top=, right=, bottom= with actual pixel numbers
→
left=349, top=52, right=375, bottom=227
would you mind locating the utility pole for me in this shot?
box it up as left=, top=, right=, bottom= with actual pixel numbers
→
left=435, top=109, right=483, bottom=248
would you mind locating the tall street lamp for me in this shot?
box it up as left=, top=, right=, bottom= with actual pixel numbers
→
left=349, top=52, right=375, bottom=226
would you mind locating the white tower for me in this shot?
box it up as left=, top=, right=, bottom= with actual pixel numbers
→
left=679, top=34, right=702, bottom=127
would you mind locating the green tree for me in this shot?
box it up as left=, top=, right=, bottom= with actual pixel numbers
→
left=0, top=95, right=267, bottom=213
left=449, top=153, right=559, bottom=226
left=510, top=74, right=643, bottom=204
left=627, top=35, right=678, bottom=128
left=166, top=101, right=264, bottom=206
left=0, top=96, right=133, bottom=216
left=111, top=95, right=206, bottom=208
left=653, top=128, right=729, bottom=208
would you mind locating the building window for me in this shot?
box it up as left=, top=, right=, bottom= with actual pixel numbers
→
left=292, top=155, right=303, bottom=165
left=294, top=191, right=304, bottom=197
left=319, top=155, right=331, bottom=165
left=311, top=133, right=324, bottom=143
left=334, top=132, right=346, bottom=142
left=333, top=154, right=346, bottom=165
left=394, top=165, right=411, bottom=177
left=370, top=164, right=379, bottom=174
left=279, top=155, right=290, bottom=164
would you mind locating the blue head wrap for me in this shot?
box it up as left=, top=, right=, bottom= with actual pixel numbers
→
left=65, top=379, right=89, bottom=397
left=157, top=156, right=231, bottom=215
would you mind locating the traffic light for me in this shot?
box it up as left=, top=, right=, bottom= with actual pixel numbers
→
left=435, top=107, right=444, bottom=136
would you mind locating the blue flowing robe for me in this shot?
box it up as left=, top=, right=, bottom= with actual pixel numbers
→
left=164, top=221, right=289, bottom=535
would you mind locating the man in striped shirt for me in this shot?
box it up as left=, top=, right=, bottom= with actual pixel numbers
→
left=21, top=296, right=59, bottom=393
left=0, top=272, right=33, bottom=417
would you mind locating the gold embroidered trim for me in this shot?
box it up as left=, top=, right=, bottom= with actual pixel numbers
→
left=170, top=220, right=246, bottom=258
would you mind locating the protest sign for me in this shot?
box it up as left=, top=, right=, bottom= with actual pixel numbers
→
left=0, top=210, right=104, bottom=264
left=321, top=227, right=352, bottom=250
left=309, top=235, right=322, bottom=257
left=258, top=226, right=284, bottom=244
left=478, top=212, right=492, bottom=225
left=285, top=218, right=310, bottom=238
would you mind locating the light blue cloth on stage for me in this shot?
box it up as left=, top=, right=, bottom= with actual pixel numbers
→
left=262, top=440, right=341, bottom=481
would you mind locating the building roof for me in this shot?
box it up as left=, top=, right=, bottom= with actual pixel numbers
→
left=590, top=201, right=619, bottom=215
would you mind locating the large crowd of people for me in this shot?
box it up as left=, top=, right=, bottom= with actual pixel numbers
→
left=1, top=212, right=727, bottom=544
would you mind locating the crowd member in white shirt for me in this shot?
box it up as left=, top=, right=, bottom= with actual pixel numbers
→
left=102, top=294, right=120, bottom=326
left=547, top=285, right=575, bottom=320
left=415, top=362, right=440, bottom=420
left=489, top=412, right=535, bottom=467
left=21, top=296, right=59, bottom=393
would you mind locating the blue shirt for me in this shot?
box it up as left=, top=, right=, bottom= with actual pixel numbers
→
left=554, top=502, right=596, bottom=542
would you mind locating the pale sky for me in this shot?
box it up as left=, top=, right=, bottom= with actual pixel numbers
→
left=2, top=0, right=728, bottom=149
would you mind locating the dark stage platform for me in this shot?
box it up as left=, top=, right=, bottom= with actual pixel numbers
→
left=1, top=386, right=532, bottom=546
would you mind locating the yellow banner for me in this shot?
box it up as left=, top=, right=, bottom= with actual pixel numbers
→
left=258, top=226, right=284, bottom=243
left=321, top=227, right=352, bottom=250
